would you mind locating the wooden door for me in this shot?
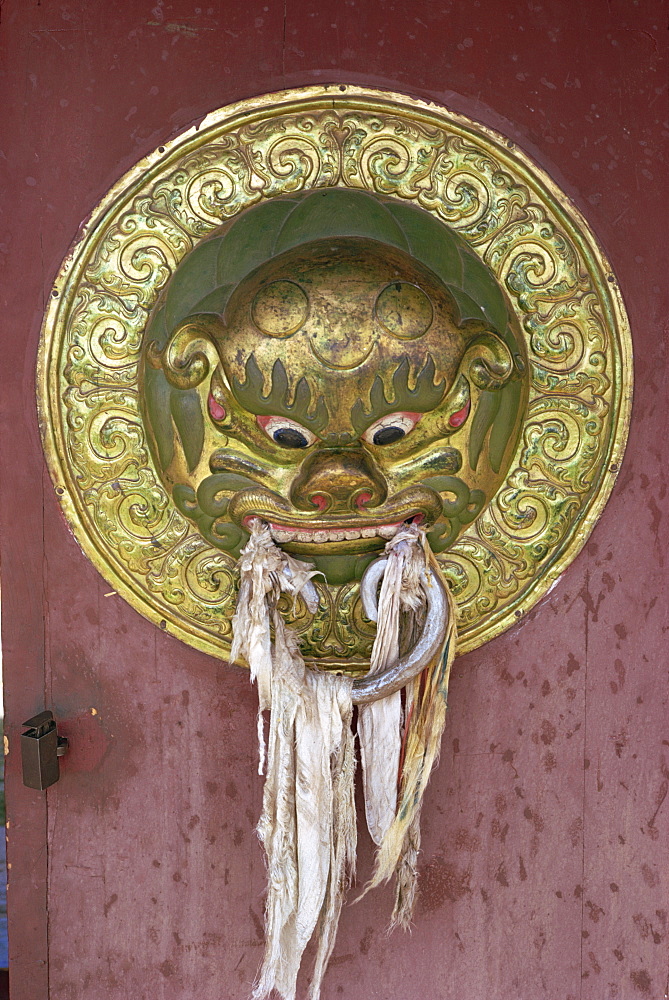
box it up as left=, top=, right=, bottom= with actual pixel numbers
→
left=2, top=2, right=666, bottom=998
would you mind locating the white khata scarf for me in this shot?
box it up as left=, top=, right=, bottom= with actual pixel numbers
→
left=231, top=519, right=456, bottom=1000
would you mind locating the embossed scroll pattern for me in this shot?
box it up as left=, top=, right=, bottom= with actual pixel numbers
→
left=39, top=89, right=631, bottom=660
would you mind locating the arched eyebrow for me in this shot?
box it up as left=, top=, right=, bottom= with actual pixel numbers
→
left=232, top=354, right=329, bottom=433
left=350, top=354, right=446, bottom=435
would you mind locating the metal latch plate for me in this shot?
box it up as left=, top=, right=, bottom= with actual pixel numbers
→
left=21, top=711, right=68, bottom=790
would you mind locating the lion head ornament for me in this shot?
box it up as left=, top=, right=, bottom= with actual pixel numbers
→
left=143, top=189, right=528, bottom=646
left=38, top=90, right=631, bottom=1000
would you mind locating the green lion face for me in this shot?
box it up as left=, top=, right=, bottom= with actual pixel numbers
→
left=142, top=191, right=527, bottom=585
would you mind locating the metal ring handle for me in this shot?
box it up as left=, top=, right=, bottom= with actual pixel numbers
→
left=359, top=557, right=388, bottom=623
left=352, top=559, right=449, bottom=706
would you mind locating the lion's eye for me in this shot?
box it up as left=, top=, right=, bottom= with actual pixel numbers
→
left=257, top=415, right=316, bottom=449
left=363, top=412, right=421, bottom=446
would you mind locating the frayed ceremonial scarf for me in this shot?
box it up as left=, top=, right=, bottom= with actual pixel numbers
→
left=231, top=520, right=456, bottom=999
left=357, top=525, right=430, bottom=846
left=361, top=542, right=457, bottom=929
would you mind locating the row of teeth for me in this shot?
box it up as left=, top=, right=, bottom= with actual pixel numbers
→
left=270, top=524, right=398, bottom=543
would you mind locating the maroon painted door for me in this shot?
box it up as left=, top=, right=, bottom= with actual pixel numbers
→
left=2, top=3, right=666, bottom=999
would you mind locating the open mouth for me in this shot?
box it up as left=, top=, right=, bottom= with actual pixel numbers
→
left=240, top=513, right=424, bottom=552
left=230, top=485, right=441, bottom=554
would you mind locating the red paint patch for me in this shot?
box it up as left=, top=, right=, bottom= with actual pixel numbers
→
left=208, top=394, right=226, bottom=421
left=494, top=863, right=509, bottom=887
left=630, top=969, right=652, bottom=995
left=540, top=719, right=557, bottom=745
left=448, top=398, right=471, bottom=428
left=311, top=493, right=328, bottom=511
left=419, top=856, right=471, bottom=910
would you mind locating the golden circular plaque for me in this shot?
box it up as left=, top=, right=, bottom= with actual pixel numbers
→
left=38, top=86, right=632, bottom=662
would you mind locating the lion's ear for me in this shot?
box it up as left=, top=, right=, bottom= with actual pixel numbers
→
left=146, top=315, right=222, bottom=390
left=460, top=332, right=514, bottom=391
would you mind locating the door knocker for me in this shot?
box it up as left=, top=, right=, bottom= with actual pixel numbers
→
left=38, top=86, right=632, bottom=999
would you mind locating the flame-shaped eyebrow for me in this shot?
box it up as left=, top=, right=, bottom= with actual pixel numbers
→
left=351, top=354, right=446, bottom=435
left=232, top=354, right=329, bottom=433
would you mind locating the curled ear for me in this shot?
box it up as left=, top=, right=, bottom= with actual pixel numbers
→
left=461, top=332, right=514, bottom=391
left=146, top=315, right=221, bottom=390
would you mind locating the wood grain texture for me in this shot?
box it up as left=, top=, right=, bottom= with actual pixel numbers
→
left=1, top=1, right=666, bottom=998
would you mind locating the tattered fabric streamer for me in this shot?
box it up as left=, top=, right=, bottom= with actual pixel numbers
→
left=231, top=519, right=456, bottom=999
left=357, top=525, right=429, bottom=845
left=362, top=543, right=457, bottom=928
left=231, top=521, right=356, bottom=1000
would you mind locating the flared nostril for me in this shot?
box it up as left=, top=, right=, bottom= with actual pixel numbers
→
left=290, top=448, right=388, bottom=513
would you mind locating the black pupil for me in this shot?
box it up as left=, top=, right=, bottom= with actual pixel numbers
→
left=373, top=425, right=405, bottom=446
left=273, top=427, right=308, bottom=448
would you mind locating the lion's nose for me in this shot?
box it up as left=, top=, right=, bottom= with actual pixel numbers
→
left=290, top=449, right=388, bottom=515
